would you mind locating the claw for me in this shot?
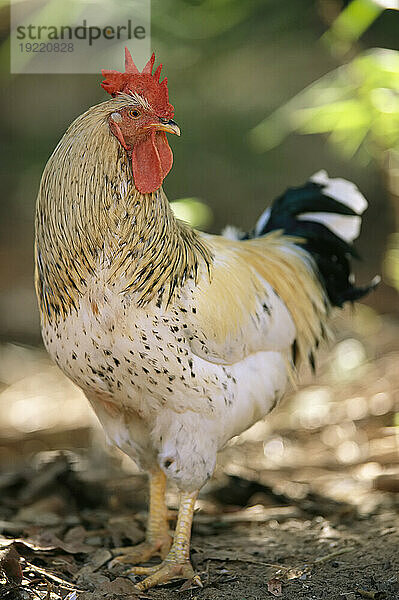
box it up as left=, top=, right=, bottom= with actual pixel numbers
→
left=110, top=536, right=171, bottom=568
left=192, top=575, right=203, bottom=588
left=134, top=560, right=199, bottom=591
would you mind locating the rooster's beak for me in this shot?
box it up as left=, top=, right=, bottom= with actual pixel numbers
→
left=149, top=119, right=181, bottom=136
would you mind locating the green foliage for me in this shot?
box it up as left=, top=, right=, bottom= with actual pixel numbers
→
left=249, top=49, right=399, bottom=163
left=322, top=0, right=383, bottom=56
left=384, top=229, right=399, bottom=291
left=250, top=0, right=399, bottom=163
left=152, top=0, right=255, bottom=40
left=248, top=0, right=399, bottom=297
left=170, top=197, right=213, bottom=229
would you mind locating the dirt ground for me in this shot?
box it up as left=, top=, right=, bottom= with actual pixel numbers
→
left=0, top=454, right=398, bottom=600
left=0, top=309, right=398, bottom=600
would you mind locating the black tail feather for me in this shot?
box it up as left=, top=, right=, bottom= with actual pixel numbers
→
left=262, top=183, right=358, bottom=223
left=249, top=180, right=377, bottom=308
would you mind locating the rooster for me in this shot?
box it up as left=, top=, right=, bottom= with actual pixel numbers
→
left=35, top=48, right=376, bottom=590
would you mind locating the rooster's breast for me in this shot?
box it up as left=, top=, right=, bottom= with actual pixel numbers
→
left=40, top=277, right=290, bottom=489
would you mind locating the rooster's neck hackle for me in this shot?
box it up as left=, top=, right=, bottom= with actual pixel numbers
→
left=35, top=99, right=212, bottom=322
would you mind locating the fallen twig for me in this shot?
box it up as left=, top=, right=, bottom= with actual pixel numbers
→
left=205, top=555, right=287, bottom=568
left=357, top=590, right=386, bottom=599
left=24, top=562, right=85, bottom=591
left=196, top=505, right=300, bottom=524
left=313, top=546, right=355, bottom=565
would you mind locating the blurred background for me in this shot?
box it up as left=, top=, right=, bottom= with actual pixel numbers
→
left=0, top=0, right=398, bottom=573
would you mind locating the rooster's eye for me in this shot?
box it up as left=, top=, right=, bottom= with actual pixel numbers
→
left=129, top=109, right=141, bottom=119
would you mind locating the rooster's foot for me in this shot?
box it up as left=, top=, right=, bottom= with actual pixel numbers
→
left=129, top=489, right=200, bottom=590
left=111, top=535, right=172, bottom=566
left=130, top=560, right=202, bottom=590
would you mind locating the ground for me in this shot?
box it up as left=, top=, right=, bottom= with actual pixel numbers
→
left=0, top=309, right=398, bottom=600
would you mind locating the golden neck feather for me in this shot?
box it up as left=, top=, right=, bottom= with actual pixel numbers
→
left=35, top=99, right=212, bottom=321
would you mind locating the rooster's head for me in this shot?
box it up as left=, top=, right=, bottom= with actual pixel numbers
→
left=101, top=48, right=180, bottom=194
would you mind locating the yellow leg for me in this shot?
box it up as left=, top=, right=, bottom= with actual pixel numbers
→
left=113, top=470, right=171, bottom=565
left=131, top=490, right=202, bottom=590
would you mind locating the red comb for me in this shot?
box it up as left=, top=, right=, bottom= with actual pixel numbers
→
left=101, top=48, right=174, bottom=119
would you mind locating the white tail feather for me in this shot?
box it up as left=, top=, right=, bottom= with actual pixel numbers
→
left=298, top=170, right=368, bottom=243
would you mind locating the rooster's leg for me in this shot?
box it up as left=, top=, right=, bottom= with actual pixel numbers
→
left=114, top=469, right=171, bottom=565
left=131, top=490, right=202, bottom=590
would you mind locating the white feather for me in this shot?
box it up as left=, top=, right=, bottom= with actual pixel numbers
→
left=221, top=225, right=244, bottom=240
left=298, top=170, right=368, bottom=243
left=310, top=170, right=368, bottom=214
left=254, top=207, right=271, bottom=237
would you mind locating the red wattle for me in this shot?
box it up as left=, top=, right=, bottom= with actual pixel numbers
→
left=155, top=131, right=173, bottom=179
left=131, top=131, right=173, bottom=194
left=132, top=131, right=162, bottom=194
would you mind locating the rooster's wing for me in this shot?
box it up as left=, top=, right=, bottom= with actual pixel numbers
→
left=182, top=232, right=327, bottom=367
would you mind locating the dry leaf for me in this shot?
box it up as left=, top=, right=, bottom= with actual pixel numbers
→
left=267, top=577, right=282, bottom=596
left=87, top=548, right=112, bottom=571
left=107, top=516, right=144, bottom=548
left=74, top=565, right=109, bottom=589
left=357, top=590, right=386, bottom=600
left=18, top=528, right=93, bottom=554
left=100, top=577, right=140, bottom=595
left=0, top=543, right=23, bottom=584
